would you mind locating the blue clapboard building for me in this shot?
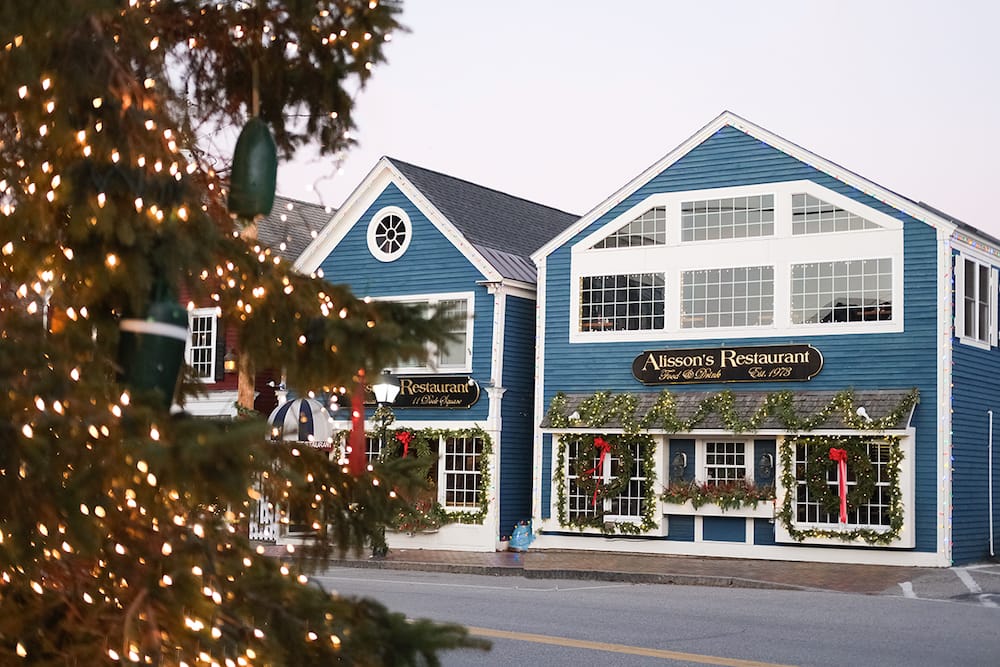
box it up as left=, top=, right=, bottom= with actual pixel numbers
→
left=295, top=158, right=576, bottom=551
left=529, top=112, right=999, bottom=566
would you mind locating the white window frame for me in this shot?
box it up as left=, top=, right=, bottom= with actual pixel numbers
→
left=700, top=439, right=754, bottom=485
left=366, top=205, right=413, bottom=262
left=186, top=307, right=218, bottom=382
left=955, top=252, right=998, bottom=349
left=774, top=433, right=915, bottom=548
left=380, top=291, right=474, bottom=373
left=570, top=180, right=904, bottom=343
left=438, top=433, right=484, bottom=511
left=562, top=435, right=651, bottom=525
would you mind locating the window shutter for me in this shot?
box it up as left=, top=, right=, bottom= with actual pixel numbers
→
left=214, top=318, right=225, bottom=382
left=991, top=267, right=999, bottom=347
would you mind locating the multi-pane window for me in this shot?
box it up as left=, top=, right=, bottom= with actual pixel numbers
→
left=187, top=309, right=217, bottom=381
left=959, top=256, right=993, bottom=344
left=396, top=296, right=471, bottom=370
left=681, top=266, right=774, bottom=328
left=791, top=193, right=879, bottom=235
left=705, top=441, right=747, bottom=484
left=565, top=437, right=648, bottom=521
left=365, top=435, right=381, bottom=463
left=443, top=435, right=483, bottom=507
left=793, top=440, right=892, bottom=527
left=791, top=259, right=892, bottom=324
left=367, top=207, right=412, bottom=262
left=592, top=207, right=667, bottom=248
left=681, top=194, right=774, bottom=241
left=580, top=273, right=665, bottom=332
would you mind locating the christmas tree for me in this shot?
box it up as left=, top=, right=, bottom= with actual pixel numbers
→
left=0, top=1, right=487, bottom=663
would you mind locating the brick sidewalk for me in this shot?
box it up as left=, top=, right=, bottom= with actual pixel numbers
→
left=262, top=544, right=928, bottom=594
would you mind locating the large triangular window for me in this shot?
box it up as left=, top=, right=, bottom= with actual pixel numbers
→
left=592, top=207, right=666, bottom=249
left=791, top=193, right=879, bottom=234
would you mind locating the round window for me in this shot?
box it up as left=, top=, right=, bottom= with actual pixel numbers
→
left=367, top=207, right=412, bottom=262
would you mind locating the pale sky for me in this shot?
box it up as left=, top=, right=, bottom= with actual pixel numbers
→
left=277, top=0, right=1000, bottom=237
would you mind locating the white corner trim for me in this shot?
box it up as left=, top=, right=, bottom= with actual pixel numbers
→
left=937, top=226, right=954, bottom=564
left=532, top=258, right=549, bottom=521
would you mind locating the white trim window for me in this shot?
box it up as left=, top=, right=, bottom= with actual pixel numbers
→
left=704, top=440, right=749, bottom=484
left=790, top=258, right=893, bottom=325
left=681, top=194, right=774, bottom=241
left=681, top=266, right=774, bottom=329
left=367, top=206, right=412, bottom=262
left=579, top=272, right=665, bottom=332
left=390, top=292, right=474, bottom=372
left=441, top=434, right=484, bottom=509
left=186, top=308, right=218, bottom=382
left=792, top=193, right=879, bottom=235
left=955, top=253, right=998, bottom=348
left=565, top=436, right=649, bottom=523
left=570, top=181, right=904, bottom=343
left=792, top=439, right=892, bottom=527
left=592, top=206, right=667, bottom=248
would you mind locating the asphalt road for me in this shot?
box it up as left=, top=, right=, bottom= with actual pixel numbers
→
left=314, top=567, right=1000, bottom=666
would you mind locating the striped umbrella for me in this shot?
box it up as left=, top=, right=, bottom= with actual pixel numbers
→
left=266, top=397, right=333, bottom=448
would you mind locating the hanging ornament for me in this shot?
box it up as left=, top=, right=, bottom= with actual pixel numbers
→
left=227, top=116, right=277, bottom=220
left=118, top=280, right=188, bottom=408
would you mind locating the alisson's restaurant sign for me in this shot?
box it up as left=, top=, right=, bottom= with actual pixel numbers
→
left=368, top=375, right=481, bottom=409
left=632, top=344, right=823, bottom=385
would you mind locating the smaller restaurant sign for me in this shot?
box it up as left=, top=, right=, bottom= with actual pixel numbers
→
left=367, top=375, right=481, bottom=409
left=632, top=344, right=823, bottom=385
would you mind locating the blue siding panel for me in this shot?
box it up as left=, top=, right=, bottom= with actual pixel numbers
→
left=754, top=519, right=776, bottom=545
left=703, top=516, right=746, bottom=542
left=666, top=515, right=695, bottom=542
left=951, top=324, right=1000, bottom=564
left=499, top=295, right=538, bottom=538
left=541, top=126, right=940, bottom=554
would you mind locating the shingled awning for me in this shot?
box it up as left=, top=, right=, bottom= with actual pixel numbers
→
left=540, top=389, right=917, bottom=432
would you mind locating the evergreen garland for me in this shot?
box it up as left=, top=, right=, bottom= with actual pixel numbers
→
left=546, top=387, right=919, bottom=434
left=776, top=435, right=905, bottom=545
left=548, top=387, right=915, bottom=543
left=374, top=425, right=494, bottom=527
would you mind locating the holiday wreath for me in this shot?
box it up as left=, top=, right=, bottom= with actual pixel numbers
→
left=554, top=433, right=657, bottom=534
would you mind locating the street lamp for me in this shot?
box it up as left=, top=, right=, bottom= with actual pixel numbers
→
left=370, top=369, right=399, bottom=558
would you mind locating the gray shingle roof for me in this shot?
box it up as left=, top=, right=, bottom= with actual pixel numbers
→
left=256, top=195, right=333, bottom=262
left=541, top=389, right=917, bottom=431
left=389, top=158, right=578, bottom=283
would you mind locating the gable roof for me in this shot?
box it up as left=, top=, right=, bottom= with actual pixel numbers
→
left=532, top=111, right=964, bottom=262
left=256, top=195, right=333, bottom=262
left=387, top=158, right=578, bottom=282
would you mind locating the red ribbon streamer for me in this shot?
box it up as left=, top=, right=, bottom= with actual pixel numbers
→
left=349, top=371, right=366, bottom=477
left=396, top=430, right=412, bottom=457
left=584, top=437, right=613, bottom=506
left=828, top=447, right=848, bottom=523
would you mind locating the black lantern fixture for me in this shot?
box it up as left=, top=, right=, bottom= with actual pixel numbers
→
left=223, top=349, right=238, bottom=374
left=372, top=369, right=400, bottom=406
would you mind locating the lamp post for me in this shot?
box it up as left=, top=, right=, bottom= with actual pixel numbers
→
left=369, top=369, right=399, bottom=558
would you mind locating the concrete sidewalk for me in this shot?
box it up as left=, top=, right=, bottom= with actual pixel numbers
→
left=262, top=544, right=945, bottom=595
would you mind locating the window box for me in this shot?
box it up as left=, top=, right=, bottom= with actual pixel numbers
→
left=661, top=498, right=773, bottom=519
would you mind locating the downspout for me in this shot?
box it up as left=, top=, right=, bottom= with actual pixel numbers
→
left=990, top=410, right=995, bottom=557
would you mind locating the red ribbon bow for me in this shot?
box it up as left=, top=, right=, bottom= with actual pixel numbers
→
left=395, top=430, right=413, bottom=457
left=584, top=437, right=613, bottom=506
left=828, top=447, right=849, bottom=523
